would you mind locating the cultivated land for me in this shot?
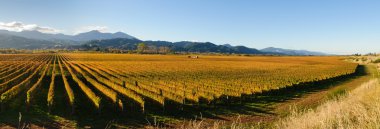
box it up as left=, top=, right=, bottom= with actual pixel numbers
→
left=179, top=62, right=378, bottom=129
left=275, top=67, right=380, bottom=129
left=0, top=53, right=359, bottom=128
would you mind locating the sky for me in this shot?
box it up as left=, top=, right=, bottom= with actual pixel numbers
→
left=0, top=0, right=379, bottom=54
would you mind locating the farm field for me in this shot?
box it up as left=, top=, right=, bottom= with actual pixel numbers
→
left=0, top=53, right=358, bottom=128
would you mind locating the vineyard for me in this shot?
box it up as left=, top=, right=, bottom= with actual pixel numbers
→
left=0, top=53, right=358, bottom=127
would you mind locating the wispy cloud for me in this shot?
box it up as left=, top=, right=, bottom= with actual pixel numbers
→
left=74, top=26, right=109, bottom=34
left=0, top=21, right=62, bottom=34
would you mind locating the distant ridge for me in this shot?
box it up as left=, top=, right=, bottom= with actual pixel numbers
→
left=0, top=29, right=137, bottom=42
left=83, top=38, right=327, bottom=55
left=73, top=30, right=136, bottom=41
left=261, top=47, right=327, bottom=55
left=0, top=33, right=61, bottom=49
left=0, top=29, right=328, bottom=55
left=83, top=39, right=264, bottom=54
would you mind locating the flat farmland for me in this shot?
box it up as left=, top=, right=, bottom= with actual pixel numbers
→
left=0, top=53, right=358, bottom=128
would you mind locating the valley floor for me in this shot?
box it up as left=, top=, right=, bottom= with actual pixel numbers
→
left=0, top=56, right=374, bottom=129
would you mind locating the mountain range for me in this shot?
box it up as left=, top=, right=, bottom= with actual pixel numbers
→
left=0, top=29, right=327, bottom=55
left=261, top=47, right=327, bottom=56
left=0, top=30, right=136, bottom=42
left=81, top=38, right=265, bottom=54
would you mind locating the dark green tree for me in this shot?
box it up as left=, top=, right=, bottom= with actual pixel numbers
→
left=137, top=43, right=147, bottom=54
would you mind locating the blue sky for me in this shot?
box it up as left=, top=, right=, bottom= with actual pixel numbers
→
left=0, top=0, right=379, bottom=54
